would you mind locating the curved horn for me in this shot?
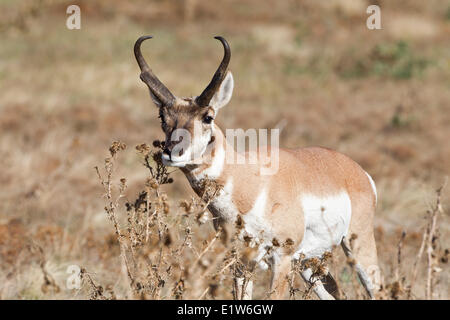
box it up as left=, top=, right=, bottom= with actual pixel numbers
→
left=195, top=36, right=231, bottom=107
left=134, top=36, right=176, bottom=107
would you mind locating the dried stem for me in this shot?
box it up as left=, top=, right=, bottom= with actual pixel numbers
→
left=425, top=185, right=444, bottom=299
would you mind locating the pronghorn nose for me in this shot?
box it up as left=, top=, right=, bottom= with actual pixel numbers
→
left=163, top=145, right=185, bottom=160
left=163, top=147, right=172, bottom=160
left=164, top=137, right=185, bottom=159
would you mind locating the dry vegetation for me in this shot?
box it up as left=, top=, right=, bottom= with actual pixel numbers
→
left=0, top=0, right=449, bottom=299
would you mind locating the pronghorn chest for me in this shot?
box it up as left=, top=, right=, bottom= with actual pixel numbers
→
left=207, top=178, right=239, bottom=223
left=188, top=174, right=274, bottom=245
left=209, top=177, right=276, bottom=249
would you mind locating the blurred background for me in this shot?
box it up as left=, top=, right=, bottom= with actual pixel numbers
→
left=0, top=0, right=449, bottom=299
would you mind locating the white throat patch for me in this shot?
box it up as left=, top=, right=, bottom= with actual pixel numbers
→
left=192, top=142, right=225, bottom=181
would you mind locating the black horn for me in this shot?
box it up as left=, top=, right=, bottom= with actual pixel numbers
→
left=195, top=36, right=231, bottom=107
left=134, top=36, right=176, bottom=107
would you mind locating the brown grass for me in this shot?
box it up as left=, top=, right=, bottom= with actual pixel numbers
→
left=0, top=0, right=448, bottom=299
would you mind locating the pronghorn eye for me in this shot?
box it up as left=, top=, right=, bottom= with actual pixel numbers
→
left=203, top=115, right=214, bottom=124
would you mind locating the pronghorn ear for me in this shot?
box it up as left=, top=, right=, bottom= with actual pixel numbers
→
left=148, top=90, right=163, bottom=108
left=209, top=71, right=234, bottom=111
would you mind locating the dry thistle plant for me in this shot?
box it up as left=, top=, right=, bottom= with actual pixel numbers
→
left=94, top=141, right=188, bottom=299
left=94, top=141, right=252, bottom=300
left=228, top=216, right=258, bottom=300
left=29, top=243, right=60, bottom=295
left=91, top=141, right=448, bottom=300
left=285, top=252, right=336, bottom=300
left=80, top=267, right=115, bottom=300
left=377, top=183, right=448, bottom=300
left=405, top=184, right=447, bottom=299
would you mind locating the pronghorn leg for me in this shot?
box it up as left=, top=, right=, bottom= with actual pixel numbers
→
left=300, top=268, right=335, bottom=300
left=321, top=272, right=343, bottom=299
left=341, top=236, right=379, bottom=299
left=233, top=277, right=253, bottom=300
left=268, top=255, right=291, bottom=299
left=345, top=191, right=380, bottom=299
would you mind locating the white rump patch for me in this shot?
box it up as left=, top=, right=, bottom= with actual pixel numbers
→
left=294, top=191, right=352, bottom=259
left=365, top=171, right=377, bottom=204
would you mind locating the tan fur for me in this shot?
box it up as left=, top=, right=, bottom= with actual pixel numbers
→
left=189, top=126, right=375, bottom=242
left=136, top=36, right=378, bottom=299
left=184, top=125, right=378, bottom=299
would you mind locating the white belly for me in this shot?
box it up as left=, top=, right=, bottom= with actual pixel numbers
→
left=206, top=179, right=352, bottom=265
left=294, top=191, right=352, bottom=260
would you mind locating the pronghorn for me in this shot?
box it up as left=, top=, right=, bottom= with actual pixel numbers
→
left=134, top=35, right=380, bottom=300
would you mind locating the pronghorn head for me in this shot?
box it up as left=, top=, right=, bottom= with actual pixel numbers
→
left=134, top=36, right=234, bottom=167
